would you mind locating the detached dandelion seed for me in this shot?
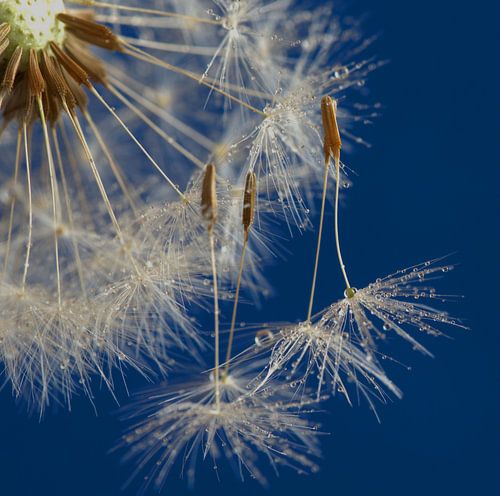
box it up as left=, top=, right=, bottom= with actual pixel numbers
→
left=251, top=96, right=358, bottom=401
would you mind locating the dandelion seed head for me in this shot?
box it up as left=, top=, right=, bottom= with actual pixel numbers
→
left=0, top=1, right=465, bottom=487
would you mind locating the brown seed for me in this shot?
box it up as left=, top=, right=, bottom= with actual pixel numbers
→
left=321, top=96, right=342, bottom=166
left=242, top=171, right=257, bottom=238
left=0, top=23, right=11, bottom=58
left=57, top=13, right=123, bottom=52
left=40, top=51, right=69, bottom=101
left=201, top=163, right=217, bottom=231
left=64, top=34, right=108, bottom=85
left=27, top=50, right=45, bottom=99
left=1, top=46, right=23, bottom=94
left=50, top=41, right=90, bottom=88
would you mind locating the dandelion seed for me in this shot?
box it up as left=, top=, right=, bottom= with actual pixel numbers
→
left=321, top=96, right=342, bottom=167
left=200, top=162, right=224, bottom=412
left=306, top=96, right=343, bottom=324
left=315, top=97, right=461, bottom=359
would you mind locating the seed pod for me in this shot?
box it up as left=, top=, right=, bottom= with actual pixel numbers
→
left=242, top=171, right=257, bottom=239
left=321, top=96, right=342, bottom=166
left=201, top=163, right=217, bottom=231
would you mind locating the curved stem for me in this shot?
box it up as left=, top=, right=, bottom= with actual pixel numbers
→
left=38, top=98, right=63, bottom=307
left=90, top=85, right=187, bottom=201
left=52, top=128, right=87, bottom=299
left=208, top=230, right=221, bottom=412
left=21, top=124, right=32, bottom=292
left=306, top=160, right=330, bottom=323
left=334, top=159, right=352, bottom=291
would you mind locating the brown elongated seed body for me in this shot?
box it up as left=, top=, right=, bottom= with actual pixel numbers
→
left=2, top=46, right=23, bottom=93
left=28, top=50, right=45, bottom=99
left=0, top=23, right=10, bottom=57
left=41, top=51, right=71, bottom=103
left=321, top=96, right=342, bottom=166
left=0, top=37, right=9, bottom=58
left=0, top=23, right=10, bottom=42
left=201, top=163, right=217, bottom=231
left=56, top=13, right=123, bottom=52
left=49, top=41, right=90, bottom=88
left=64, top=35, right=108, bottom=84
left=242, top=172, right=257, bottom=239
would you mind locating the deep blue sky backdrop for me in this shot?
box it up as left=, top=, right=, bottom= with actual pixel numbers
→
left=1, top=1, right=498, bottom=495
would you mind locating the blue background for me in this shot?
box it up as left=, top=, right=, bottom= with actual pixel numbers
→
left=1, top=1, right=498, bottom=495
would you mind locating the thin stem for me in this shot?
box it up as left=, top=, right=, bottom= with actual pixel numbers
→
left=106, top=82, right=205, bottom=169
left=107, top=71, right=215, bottom=150
left=38, top=98, right=63, bottom=307
left=122, top=43, right=268, bottom=118
left=223, top=239, right=248, bottom=377
left=21, top=124, right=32, bottom=292
left=58, top=121, right=92, bottom=227
left=67, top=1, right=222, bottom=26
left=306, top=160, right=330, bottom=323
left=52, top=127, right=87, bottom=298
left=83, top=110, right=139, bottom=215
left=63, top=102, right=140, bottom=274
left=208, top=229, right=221, bottom=412
left=3, top=129, right=22, bottom=277
left=90, top=84, right=187, bottom=201
left=334, top=159, right=352, bottom=291
left=119, top=35, right=219, bottom=57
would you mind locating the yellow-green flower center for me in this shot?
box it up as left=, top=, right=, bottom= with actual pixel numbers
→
left=0, top=0, right=66, bottom=63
